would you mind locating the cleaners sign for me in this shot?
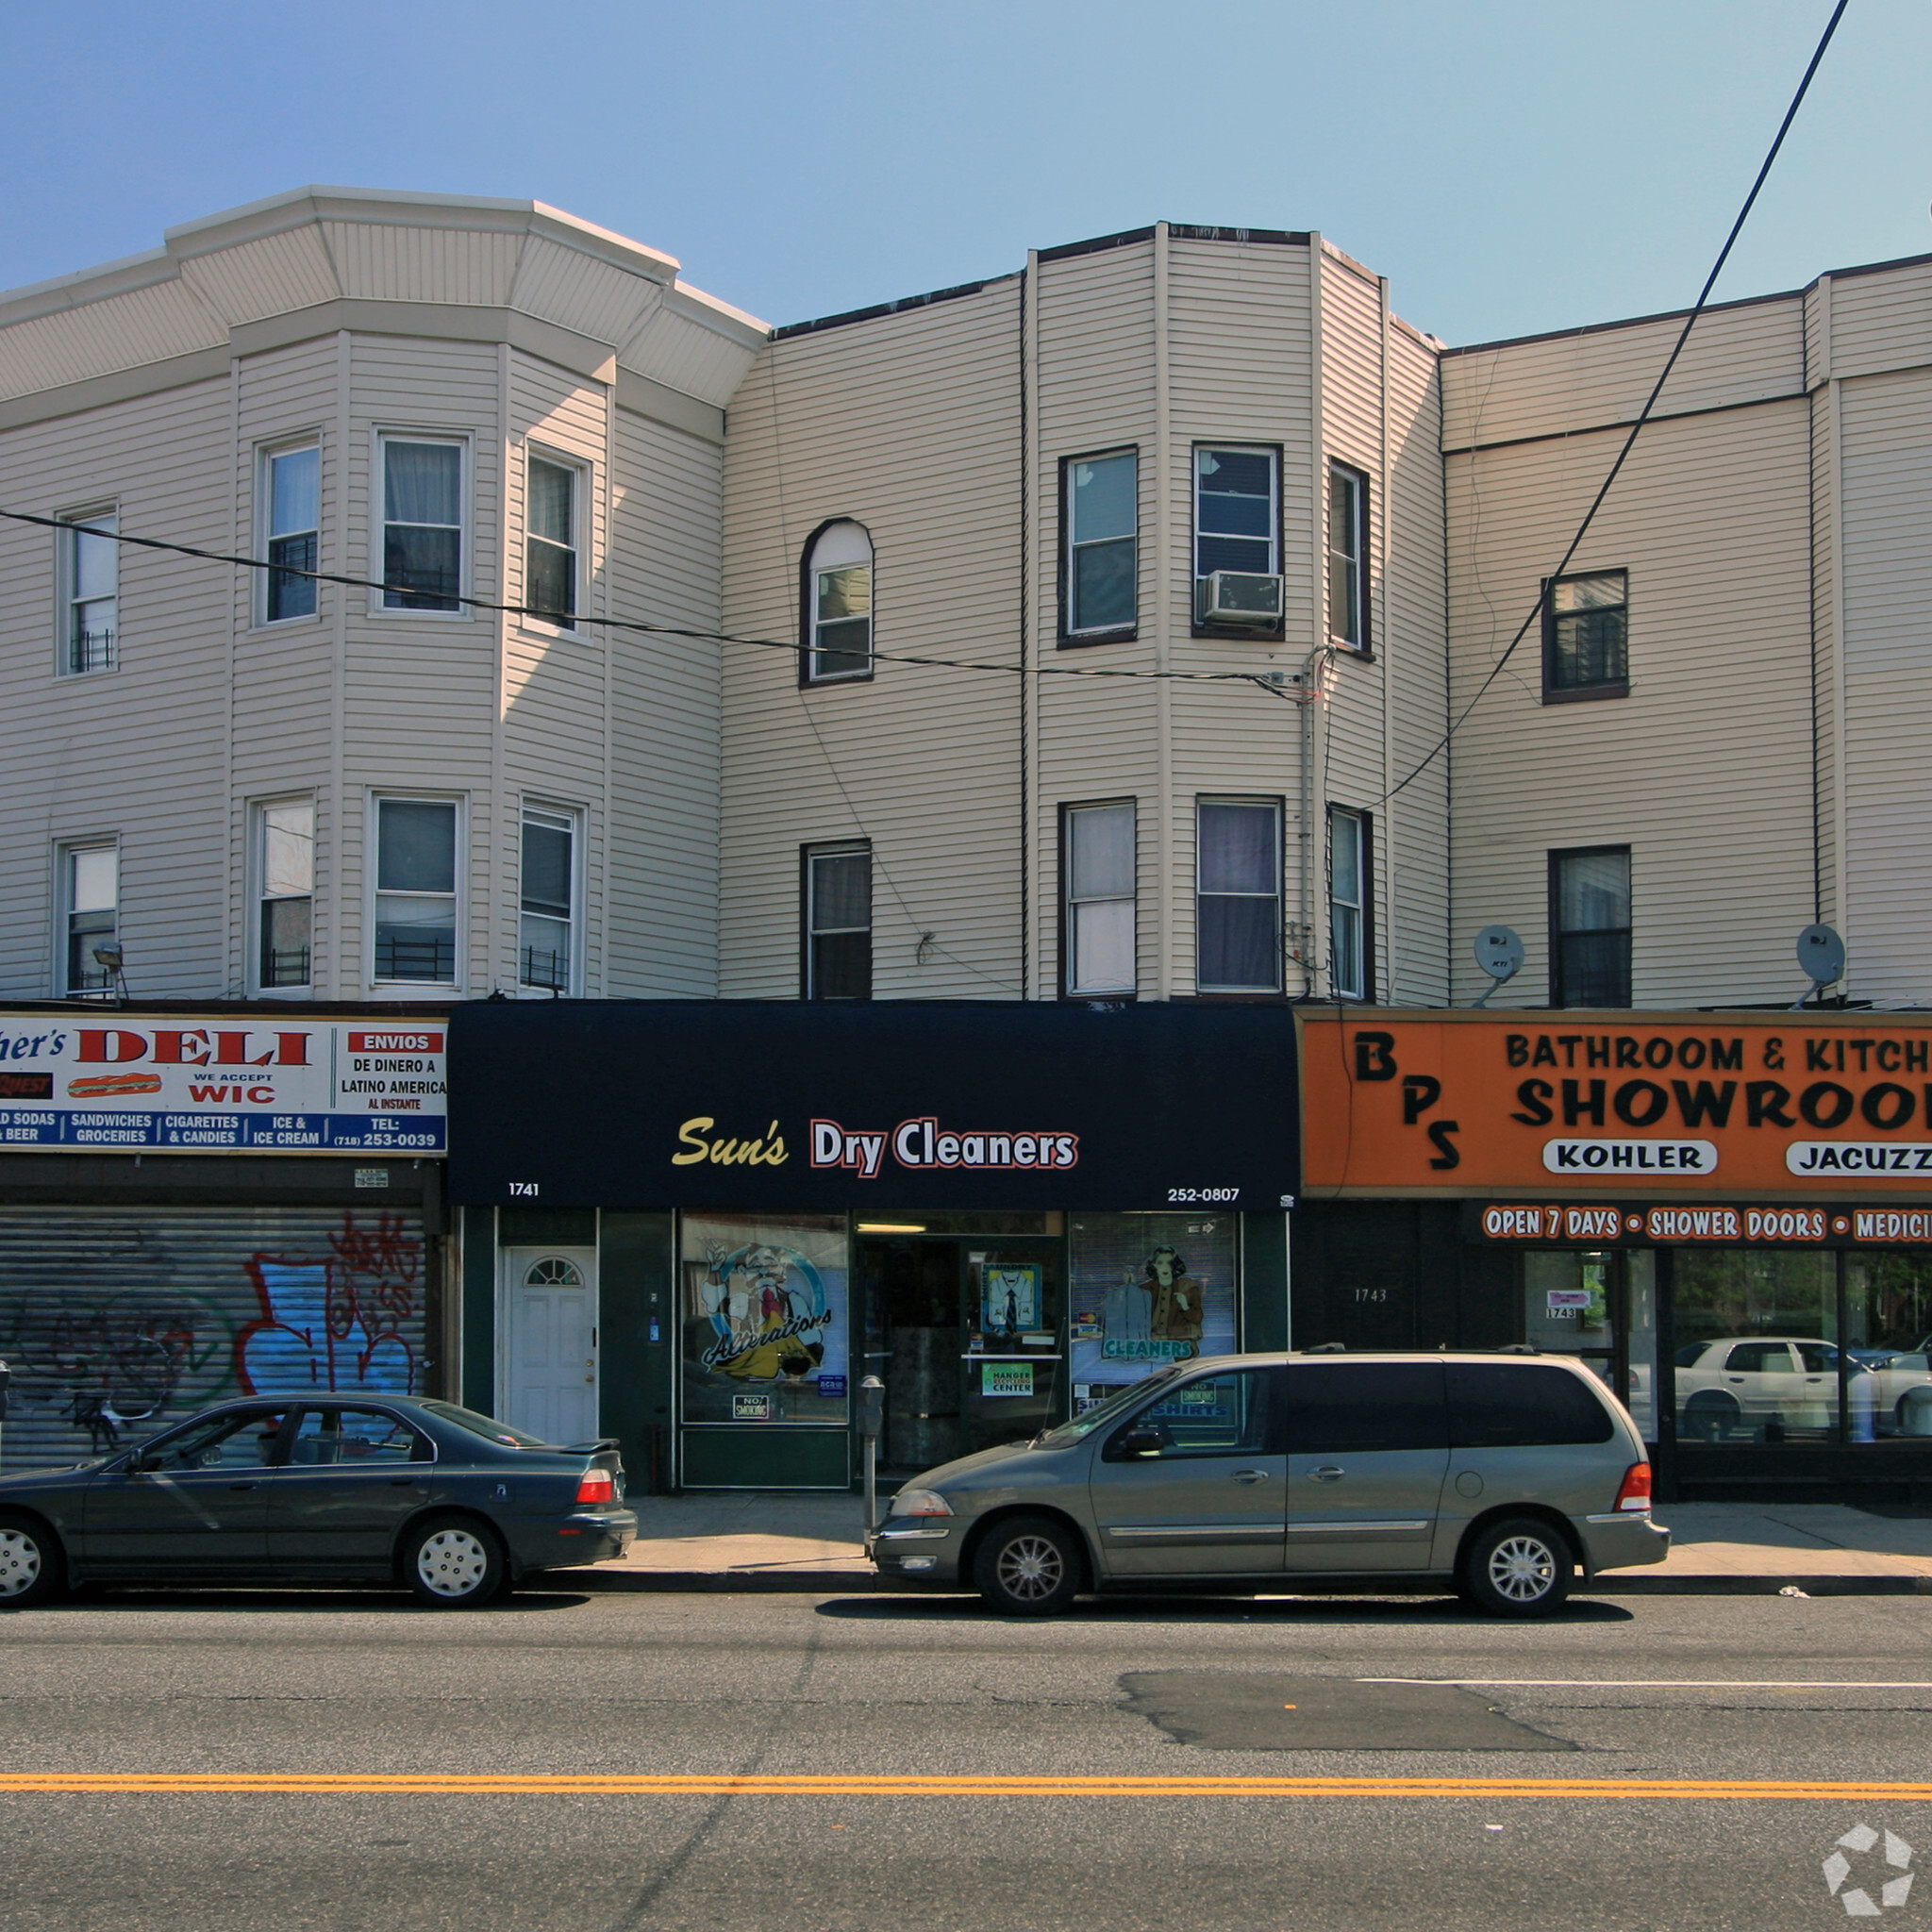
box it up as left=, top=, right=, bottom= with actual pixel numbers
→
left=1302, top=1012, right=1932, bottom=1196
left=0, top=1016, right=446, bottom=1154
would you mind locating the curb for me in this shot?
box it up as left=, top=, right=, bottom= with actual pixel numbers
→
left=558, top=1568, right=1932, bottom=1598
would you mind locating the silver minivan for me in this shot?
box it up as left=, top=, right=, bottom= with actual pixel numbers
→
left=868, top=1350, right=1669, bottom=1616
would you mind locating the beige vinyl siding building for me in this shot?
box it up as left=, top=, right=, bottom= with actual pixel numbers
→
left=1441, top=250, right=1932, bottom=1011
left=0, top=186, right=762, bottom=1005
left=721, top=224, right=1451, bottom=1008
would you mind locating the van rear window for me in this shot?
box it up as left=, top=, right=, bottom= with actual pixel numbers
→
left=1448, top=1363, right=1614, bottom=1447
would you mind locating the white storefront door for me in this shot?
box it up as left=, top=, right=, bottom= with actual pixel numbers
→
left=500, top=1246, right=599, bottom=1445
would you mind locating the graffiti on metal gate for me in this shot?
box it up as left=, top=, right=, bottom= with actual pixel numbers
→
left=239, top=1212, right=424, bottom=1396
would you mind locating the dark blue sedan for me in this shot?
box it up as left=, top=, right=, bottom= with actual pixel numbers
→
left=0, top=1394, right=636, bottom=1608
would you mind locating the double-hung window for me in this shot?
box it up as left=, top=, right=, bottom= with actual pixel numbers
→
left=525, top=456, right=577, bottom=629
left=1326, top=461, right=1368, bottom=648
left=804, top=842, right=871, bottom=999
left=1543, top=570, right=1628, bottom=697
left=803, top=522, right=873, bottom=683
left=1064, top=803, right=1136, bottom=996
left=1551, top=847, right=1631, bottom=1008
left=374, top=798, right=458, bottom=985
left=1328, top=808, right=1371, bottom=1001
left=61, top=844, right=118, bottom=996
left=1064, top=451, right=1137, bottom=640
left=1196, top=801, right=1282, bottom=993
left=257, top=799, right=314, bottom=990
left=520, top=806, right=576, bottom=992
left=1194, top=447, right=1279, bottom=622
left=62, top=510, right=118, bottom=673
left=380, top=437, right=463, bottom=611
left=263, top=445, right=319, bottom=623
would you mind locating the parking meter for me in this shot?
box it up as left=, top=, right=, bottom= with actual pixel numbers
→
left=858, top=1376, right=884, bottom=1532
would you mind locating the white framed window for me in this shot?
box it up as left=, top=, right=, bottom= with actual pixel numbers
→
left=1063, top=451, right=1137, bottom=640
left=802, top=522, right=873, bottom=683
left=261, top=443, right=320, bottom=624
left=256, top=798, right=314, bottom=991
left=1063, top=802, right=1136, bottom=996
left=1195, top=800, right=1282, bottom=994
left=60, top=842, right=119, bottom=996
left=1194, top=447, right=1278, bottom=579
left=377, top=434, right=465, bottom=613
left=519, top=804, right=578, bottom=992
left=1328, top=807, right=1370, bottom=1001
left=372, top=796, right=459, bottom=986
left=59, top=508, right=118, bottom=674
left=525, top=453, right=578, bottom=631
left=1326, top=460, right=1369, bottom=648
left=804, top=842, right=871, bottom=999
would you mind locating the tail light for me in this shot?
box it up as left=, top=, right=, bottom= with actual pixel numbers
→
left=1614, top=1462, right=1653, bottom=1512
left=575, top=1468, right=616, bottom=1506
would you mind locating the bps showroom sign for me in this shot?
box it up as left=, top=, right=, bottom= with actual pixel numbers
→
left=0, top=1015, right=445, bottom=1153
left=447, top=1000, right=1300, bottom=1210
left=1300, top=1011, right=1932, bottom=1195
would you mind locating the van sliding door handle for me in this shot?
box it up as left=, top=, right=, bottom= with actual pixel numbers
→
left=1307, top=1466, right=1345, bottom=1482
left=1230, top=1469, right=1269, bottom=1485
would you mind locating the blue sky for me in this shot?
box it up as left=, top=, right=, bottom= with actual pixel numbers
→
left=1, top=1, right=1924, bottom=346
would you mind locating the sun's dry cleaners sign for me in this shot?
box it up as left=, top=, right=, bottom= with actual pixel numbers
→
left=0, top=1017, right=445, bottom=1153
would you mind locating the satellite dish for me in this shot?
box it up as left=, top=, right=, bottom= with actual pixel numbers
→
left=1471, top=924, right=1524, bottom=1008
left=1792, top=923, right=1846, bottom=1008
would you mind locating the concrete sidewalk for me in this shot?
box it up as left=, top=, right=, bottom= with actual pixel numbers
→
left=557, top=1493, right=1932, bottom=1595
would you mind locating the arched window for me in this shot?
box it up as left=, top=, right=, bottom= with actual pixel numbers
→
left=802, top=521, right=873, bottom=684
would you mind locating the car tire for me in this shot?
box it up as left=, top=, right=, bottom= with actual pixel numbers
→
left=1681, top=1393, right=1738, bottom=1444
left=403, top=1515, right=506, bottom=1609
left=0, top=1511, right=65, bottom=1610
left=974, top=1514, right=1085, bottom=1617
left=1457, top=1516, right=1574, bottom=1620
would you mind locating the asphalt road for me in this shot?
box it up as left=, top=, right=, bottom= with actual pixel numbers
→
left=4, top=1583, right=1932, bottom=1930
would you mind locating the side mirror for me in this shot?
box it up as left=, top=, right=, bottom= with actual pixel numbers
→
left=1117, top=1428, right=1165, bottom=1457
left=125, top=1453, right=158, bottom=1475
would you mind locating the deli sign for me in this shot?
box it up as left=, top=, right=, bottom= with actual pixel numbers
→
left=0, top=1015, right=446, bottom=1154
left=1301, top=1012, right=1932, bottom=1195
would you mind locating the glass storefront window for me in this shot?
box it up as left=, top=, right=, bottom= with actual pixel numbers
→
left=1520, top=1248, right=1656, bottom=1441
left=1846, top=1250, right=1932, bottom=1442
left=1068, top=1212, right=1239, bottom=1409
left=1673, top=1250, right=1842, bottom=1445
left=679, top=1214, right=850, bottom=1424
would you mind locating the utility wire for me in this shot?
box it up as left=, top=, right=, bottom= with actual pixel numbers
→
left=0, top=507, right=1310, bottom=702
left=1381, top=0, right=1849, bottom=806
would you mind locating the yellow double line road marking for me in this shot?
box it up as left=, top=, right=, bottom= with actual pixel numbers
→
left=5, top=1774, right=1932, bottom=1800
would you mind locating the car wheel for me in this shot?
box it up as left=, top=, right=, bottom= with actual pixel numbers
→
left=974, top=1514, right=1084, bottom=1617
left=1681, top=1394, right=1738, bottom=1444
left=0, top=1512, right=65, bottom=1610
left=404, top=1516, right=506, bottom=1608
left=1458, top=1516, right=1574, bottom=1620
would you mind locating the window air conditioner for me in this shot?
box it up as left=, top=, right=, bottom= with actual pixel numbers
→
left=1201, top=571, right=1284, bottom=625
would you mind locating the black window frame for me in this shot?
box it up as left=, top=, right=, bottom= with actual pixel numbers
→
left=1191, top=441, right=1286, bottom=641
left=1541, top=567, right=1629, bottom=703
left=1548, top=843, right=1633, bottom=1009
left=801, top=840, right=873, bottom=1001
left=1058, top=447, right=1140, bottom=647
left=1326, top=805, right=1374, bottom=1004
left=1325, top=459, right=1371, bottom=653
left=796, top=517, right=876, bottom=688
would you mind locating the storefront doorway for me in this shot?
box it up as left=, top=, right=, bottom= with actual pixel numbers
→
left=859, top=1235, right=1065, bottom=1473
left=1521, top=1248, right=1658, bottom=1441
left=499, top=1243, right=599, bottom=1446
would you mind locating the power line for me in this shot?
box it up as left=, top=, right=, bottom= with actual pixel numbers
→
left=1381, top=0, right=1849, bottom=806
left=0, top=506, right=1311, bottom=702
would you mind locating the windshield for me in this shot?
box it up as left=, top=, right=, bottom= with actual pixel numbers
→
left=418, top=1401, right=553, bottom=1448
left=1034, top=1368, right=1182, bottom=1449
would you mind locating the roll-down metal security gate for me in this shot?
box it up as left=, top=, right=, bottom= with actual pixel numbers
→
left=0, top=1205, right=427, bottom=1471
